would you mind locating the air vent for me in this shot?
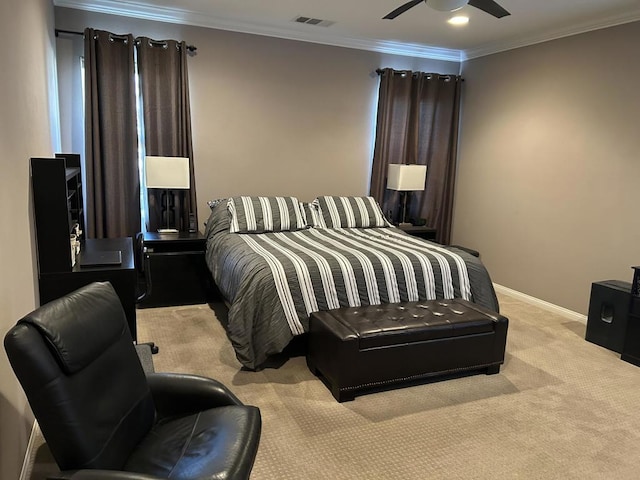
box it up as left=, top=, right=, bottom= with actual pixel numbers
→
left=293, top=16, right=335, bottom=27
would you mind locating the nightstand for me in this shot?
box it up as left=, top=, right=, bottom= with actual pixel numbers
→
left=137, top=232, right=214, bottom=308
left=396, top=224, right=437, bottom=241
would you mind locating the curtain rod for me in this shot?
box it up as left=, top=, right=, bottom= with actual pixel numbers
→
left=375, top=68, right=464, bottom=81
left=54, top=28, right=197, bottom=52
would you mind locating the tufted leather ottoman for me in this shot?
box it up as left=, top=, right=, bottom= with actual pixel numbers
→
left=306, top=299, right=508, bottom=402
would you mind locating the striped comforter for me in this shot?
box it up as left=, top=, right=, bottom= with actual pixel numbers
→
left=239, top=228, right=471, bottom=336
left=205, top=204, right=498, bottom=370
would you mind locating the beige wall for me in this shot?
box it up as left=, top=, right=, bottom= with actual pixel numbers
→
left=0, top=0, right=58, bottom=478
left=5, top=5, right=634, bottom=477
left=455, top=21, right=640, bottom=314
left=54, top=7, right=460, bottom=228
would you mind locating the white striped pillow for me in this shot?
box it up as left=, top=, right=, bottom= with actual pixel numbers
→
left=314, top=196, right=389, bottom=229
left=228, top=196, right=307, bottom=233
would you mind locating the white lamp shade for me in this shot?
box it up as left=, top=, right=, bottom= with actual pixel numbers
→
left=426, top=0, right=469, bottom=12
left=387, top=164, right=427, bottom=191
left=145, top=156, right=190, bottom=189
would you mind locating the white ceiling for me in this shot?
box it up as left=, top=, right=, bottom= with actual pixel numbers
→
left=54, top=0, right=640, bottom=61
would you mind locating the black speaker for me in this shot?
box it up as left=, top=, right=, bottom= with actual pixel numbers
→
left=585, top=280, right=631, bottom=353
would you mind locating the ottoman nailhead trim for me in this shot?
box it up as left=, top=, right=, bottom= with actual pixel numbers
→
left=342, top=362, right=497, bottom=391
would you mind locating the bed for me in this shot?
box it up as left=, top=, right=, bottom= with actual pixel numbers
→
left=205, top=196, right=499, bottom=370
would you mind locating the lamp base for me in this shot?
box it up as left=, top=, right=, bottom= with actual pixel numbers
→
left=397, top=222, right=413, bottom=228
left=157, top=228, right=179, bottom=234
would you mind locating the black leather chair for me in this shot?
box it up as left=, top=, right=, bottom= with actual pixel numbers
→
left=4, top=281, right=261, bottom=480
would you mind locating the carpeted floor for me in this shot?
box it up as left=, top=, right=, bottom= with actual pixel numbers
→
left=27, top=292, right=640, bottom=479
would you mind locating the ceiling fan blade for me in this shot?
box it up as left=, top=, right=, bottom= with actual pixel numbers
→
left=468, top=0, right=510, bottom=18
left=383, top=0, right=424, bottom=19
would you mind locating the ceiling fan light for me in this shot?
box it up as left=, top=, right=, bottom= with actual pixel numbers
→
left=448, top=15, right=469, bottom=25
left=426, top=0, right=469, bottom=12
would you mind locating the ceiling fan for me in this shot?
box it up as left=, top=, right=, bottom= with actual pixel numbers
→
left=383, top=0, right=510, bottom=20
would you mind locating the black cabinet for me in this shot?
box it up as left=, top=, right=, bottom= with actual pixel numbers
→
left=621, top=296, right=640, bottom=366
left=31, top=156, right=137, bottom=340
left=31, top=155, right=84, bottom=273
left=138, top=232, right=214, bottom=308
left=622, top=268, right=640, bottom=366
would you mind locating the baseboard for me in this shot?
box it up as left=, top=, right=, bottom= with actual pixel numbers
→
left=493, top=283, right=587, bottom=324
left=19, top=421, right=40, bottom=480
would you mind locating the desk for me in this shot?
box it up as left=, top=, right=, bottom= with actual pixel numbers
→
left=38, top=237, right=137, bottom=340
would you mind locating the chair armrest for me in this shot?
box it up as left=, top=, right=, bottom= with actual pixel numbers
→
left=50, top=470, right=161, bottom=480
left=146, top=372, right=243, bottom=419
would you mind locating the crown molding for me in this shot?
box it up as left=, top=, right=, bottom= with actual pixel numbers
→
left=54, top=0, right=464, bottom=61
left=55, top=0, right=640, bottom=63
left=464, top=9, right=640, bottom=59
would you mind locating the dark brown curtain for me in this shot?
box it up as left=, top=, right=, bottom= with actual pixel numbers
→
left=136, top=37, right=196, bottom=232
left=370, top=68, right=462, bottom=244
left=84, top=28, right=140, bottom=239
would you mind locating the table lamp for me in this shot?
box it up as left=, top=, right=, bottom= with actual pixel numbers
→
left=145, top=156, right=190, bottom=233
left=387, top=163, right=427, bottom=227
